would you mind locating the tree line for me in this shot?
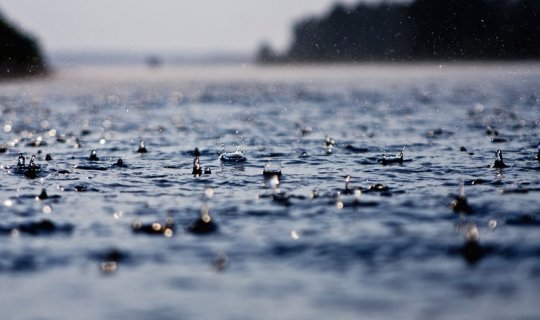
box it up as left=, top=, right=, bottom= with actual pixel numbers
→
left=0, top=10, right=47, bottom=78
left=257, top=0, right=540, bottom=62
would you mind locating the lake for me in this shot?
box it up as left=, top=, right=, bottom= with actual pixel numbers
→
left=1, top=63, right=539, bottom=319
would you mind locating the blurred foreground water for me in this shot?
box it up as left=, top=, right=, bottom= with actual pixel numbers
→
left=1, top=63, right=539, bottom=320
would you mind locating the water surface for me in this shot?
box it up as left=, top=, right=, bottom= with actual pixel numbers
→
left=1, top=63, right=539, bottom=320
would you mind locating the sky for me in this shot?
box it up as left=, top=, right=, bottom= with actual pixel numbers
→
left=0, top=0, right=368, bottom=55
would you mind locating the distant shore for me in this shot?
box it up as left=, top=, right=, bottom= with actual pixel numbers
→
left=6, top=62, right=533, bottom=89
left=258, top=0, right=540, bottom=63
left=0, top=10, right=47, bottom=79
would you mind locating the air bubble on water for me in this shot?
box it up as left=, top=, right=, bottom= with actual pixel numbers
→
left=100, top=261, right=118, bottom=274
left=48, top=129, right=57, bottom=137
left=488, top=219, right=497, bottom=230
left=3, top=123, right=12, bottom=133
left=291, top=230, right=300, bottom=240
left=99, top=138, right=106, bottom=145
left=43, top=205, right=52, bottom=214
left=170, top=91, right=184, bottom=104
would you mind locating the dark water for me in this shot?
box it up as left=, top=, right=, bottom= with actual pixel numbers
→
left=1, top=64, right=539, bottom=320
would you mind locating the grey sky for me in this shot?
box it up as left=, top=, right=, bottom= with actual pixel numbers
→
left=0, top=0, right=365, bottom=54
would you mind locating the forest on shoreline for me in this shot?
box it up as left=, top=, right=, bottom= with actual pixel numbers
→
left=0, top=10, right=47, bottom=79
left=258, top=0, right=540, bottom=63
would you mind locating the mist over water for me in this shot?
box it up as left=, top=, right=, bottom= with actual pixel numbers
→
left=1, top=63, right=539, bottom=319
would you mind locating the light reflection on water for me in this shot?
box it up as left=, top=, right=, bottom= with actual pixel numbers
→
left=0, top=64, right=539, bottom=320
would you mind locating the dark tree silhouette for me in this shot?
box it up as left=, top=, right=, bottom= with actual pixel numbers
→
left=258, top=0, right=540, bottom=63
left=0, top=10, right=47, bottom=78
left=256, top=42, right=281, bottom=63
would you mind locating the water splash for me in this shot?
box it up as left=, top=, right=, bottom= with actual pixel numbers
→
left=219, top=146, right=247, bottom=163
left=137, top=140, right=148, bottom=153
left=89, top=149, right=99, bottom=161
left=492, top=149, right=508, bottom=168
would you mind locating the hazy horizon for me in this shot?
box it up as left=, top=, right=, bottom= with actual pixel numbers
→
left=3, top=0, right=535, bottom=67
left=0, top=0, right=376, bottom=55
